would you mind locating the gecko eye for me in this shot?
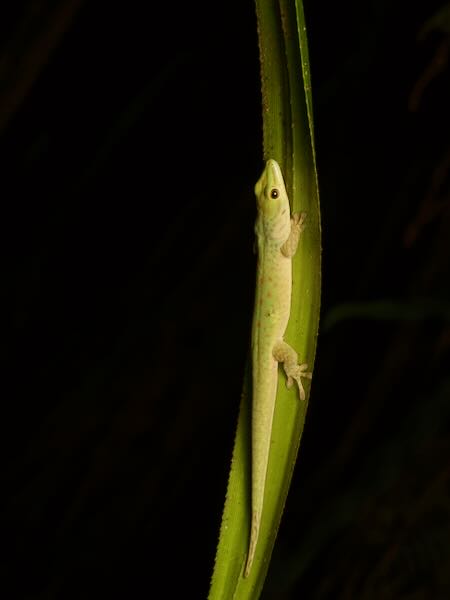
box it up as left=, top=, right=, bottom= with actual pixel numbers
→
left=270, top=188, right=279, bottom=199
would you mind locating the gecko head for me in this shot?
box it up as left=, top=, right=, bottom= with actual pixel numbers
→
left=254, top=159, right=290, bottom=233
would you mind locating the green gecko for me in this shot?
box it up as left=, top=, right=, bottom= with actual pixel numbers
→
left=244, top=159, right=311, bottom=578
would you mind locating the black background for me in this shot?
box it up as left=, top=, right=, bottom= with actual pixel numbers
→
left=1, top=1, right=449, bottom=598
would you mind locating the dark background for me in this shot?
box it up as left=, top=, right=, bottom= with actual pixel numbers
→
left=1, top=1, right=449, bottom=598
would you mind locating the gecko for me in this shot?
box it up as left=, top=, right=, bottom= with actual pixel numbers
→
left=244, top=159, right=311, bottom=578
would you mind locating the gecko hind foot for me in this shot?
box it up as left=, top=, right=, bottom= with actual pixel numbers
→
left=286, top=363, right=312, bottom=401
left=273, top=340, right=312, bottom=401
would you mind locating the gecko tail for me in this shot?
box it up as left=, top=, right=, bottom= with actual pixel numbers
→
left=244, top=510, right=260, bottom=578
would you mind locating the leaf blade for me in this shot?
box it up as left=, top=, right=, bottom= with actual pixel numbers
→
left=209, top=1, right=321, bottom=597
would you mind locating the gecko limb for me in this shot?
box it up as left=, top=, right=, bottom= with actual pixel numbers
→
left=273, top=340, right=312, bottom=401
left=281, top=212, right=306, bottom=258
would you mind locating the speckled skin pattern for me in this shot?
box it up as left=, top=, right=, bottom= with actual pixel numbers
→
left=245, top=160, right=311, bottom=577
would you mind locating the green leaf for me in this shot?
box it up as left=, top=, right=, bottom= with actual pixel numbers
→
left=208, top=1, right=321, bottom=598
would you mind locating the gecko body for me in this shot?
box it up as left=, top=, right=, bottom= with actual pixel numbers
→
left=244, top=159, right=311, bottom=577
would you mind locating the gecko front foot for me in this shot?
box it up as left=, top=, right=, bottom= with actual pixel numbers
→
left=292, top=211, right=307, bottom=232
left=273, top=340, right=312, bottom=401
left=281, top=212, right=306, bottom=258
